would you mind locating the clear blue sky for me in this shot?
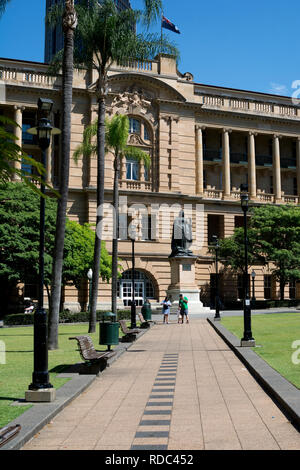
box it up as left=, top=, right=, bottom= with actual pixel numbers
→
left=0, top=0, right=299, bottom=96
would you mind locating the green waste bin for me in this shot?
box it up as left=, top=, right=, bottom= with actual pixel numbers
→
left=99, top=312, right=119, bottom=350
left=141, top=300, right=152, bottom=321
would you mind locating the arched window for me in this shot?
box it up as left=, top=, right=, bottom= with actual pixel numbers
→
left=118, top=270, right=156, bottom=306
left=129, top=118, right=141, bottom=135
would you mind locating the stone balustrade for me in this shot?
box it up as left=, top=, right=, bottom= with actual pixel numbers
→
left=196, top=88, right=300, bottom=120
left=119, top=180, right=152, bottom=191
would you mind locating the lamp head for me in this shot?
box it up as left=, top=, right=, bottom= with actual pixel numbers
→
left=240, top=184, right=249, bottom=211
left=87, top=269, right=93, bottom=280
left=38, top=98, right=53, bottom=113
left=251, top=270, right=256, bottom=279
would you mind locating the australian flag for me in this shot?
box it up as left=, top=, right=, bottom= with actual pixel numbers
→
left=162, top=16, right=181, bottom=34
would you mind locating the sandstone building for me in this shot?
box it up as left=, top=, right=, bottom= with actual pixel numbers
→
left=1, top=54, right=300, bottom=311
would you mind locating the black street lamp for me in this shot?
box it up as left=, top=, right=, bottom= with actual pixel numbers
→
left=26, top=98, right=60, bottom=399
left=129, top=228, right=137, bottom=329
left=251, top=269, right=256, bottom=305
left=211, top=235, right=221, bottom=321
left=240, top=184, right=255, bottom=347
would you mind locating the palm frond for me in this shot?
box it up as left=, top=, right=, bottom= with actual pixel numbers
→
left=124, top=146, right=151, bottom=168
left=142, top=0, right=163, bottom=28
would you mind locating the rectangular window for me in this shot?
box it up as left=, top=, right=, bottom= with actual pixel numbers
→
left=207, top=214, right=224, bottom=243
left=264, top=275, right=272, bottom=299
left=293, top=177, right=297, bottom=196
left=126, top=159, right=139, bottom=180
left=235, top=216, right=244, bottom=228
left=22, top=111, right=36, bottom=145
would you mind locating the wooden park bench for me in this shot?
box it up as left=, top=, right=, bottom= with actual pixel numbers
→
left=69, top=335, right=115, bottom=372
left=0, top=424, right=21, bottom=448
left=119, top=319, right=141, bottom=342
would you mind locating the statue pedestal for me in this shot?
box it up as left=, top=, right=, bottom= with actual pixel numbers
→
left=167, top=256, right=213, bottom=314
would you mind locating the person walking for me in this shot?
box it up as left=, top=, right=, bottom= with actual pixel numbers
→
left=179, top=294, right=189, bottom=324
left=161, top=296, right=171, bottom=324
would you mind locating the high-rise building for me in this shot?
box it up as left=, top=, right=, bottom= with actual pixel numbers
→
left=44, top=0, right=132, bottom=64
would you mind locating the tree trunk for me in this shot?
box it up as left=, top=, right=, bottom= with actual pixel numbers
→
left=48, top=2, right=76, bottom=350
left=111, top=154, right=119, bottom=315
left=89, top=80, right=106, bottom=333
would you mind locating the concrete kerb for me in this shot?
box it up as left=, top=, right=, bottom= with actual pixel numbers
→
left=0, top=326, right=150, bottom=450
left=207, top=318, right=300, bottom=429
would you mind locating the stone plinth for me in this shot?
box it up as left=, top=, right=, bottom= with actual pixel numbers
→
left=167, top=256, right=213, bottom=314
left=25, top=388, right=56, bottom=403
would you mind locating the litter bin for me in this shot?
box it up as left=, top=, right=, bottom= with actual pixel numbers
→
left=141, top=300, right=152, bottom=321
left=99, top=312, right=119, bottom=350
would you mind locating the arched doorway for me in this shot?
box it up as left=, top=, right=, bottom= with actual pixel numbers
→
left=118, top=270, right=156, bottom=306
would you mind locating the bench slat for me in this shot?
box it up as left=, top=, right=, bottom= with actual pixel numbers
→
left=69, top=336, right=115, bottom=363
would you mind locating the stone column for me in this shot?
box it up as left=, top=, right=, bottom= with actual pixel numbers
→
left=273, top=134, right=282, bottom=202
left=222, top=128, right=231, bottom=199
left=296, top=138, right=300, bottom=199
left=248, top=132, right=257, bottom=199
left=195, top=125, right=205, bottom=196
left=139, top=159, right=145, bottom=182
left=13, top=105, right=25, bottom=180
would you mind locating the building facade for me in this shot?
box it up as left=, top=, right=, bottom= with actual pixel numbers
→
left=44, top=0, right=132, bottom=64
left=1, top=54, right=300, bottom=311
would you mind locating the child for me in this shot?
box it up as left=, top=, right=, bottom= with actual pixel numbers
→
left=161, top=296, right=171, bottom=324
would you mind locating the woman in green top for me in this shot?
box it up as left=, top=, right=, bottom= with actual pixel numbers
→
left=179, top=294, right=189, bottom=324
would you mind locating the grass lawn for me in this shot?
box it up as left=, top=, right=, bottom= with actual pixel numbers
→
left=0, top=323, right=122, bottom=428
left=221, top=312, right=300, bottom=389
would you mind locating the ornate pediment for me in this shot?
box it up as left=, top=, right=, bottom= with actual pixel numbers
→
left=109, top=87, right=152, bottom=117
left=127, top=133, right=149, bottom=146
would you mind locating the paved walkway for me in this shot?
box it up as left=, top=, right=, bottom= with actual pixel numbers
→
left=22, top=319, right=300, bottom=450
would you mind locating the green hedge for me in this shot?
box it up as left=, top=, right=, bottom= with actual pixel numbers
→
left=3, top=309, right=131, bottom=326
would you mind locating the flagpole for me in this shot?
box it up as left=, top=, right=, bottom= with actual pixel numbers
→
left=161, top=12, right=163, bottom=54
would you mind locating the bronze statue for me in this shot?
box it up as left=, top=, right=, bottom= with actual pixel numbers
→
left=170, top=210, right=193, bottom=257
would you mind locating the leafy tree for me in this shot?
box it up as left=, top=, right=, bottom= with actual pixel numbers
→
left=250, top=205, right=300, bottom=300
left=63, top=219, right=112, bottom=289
left=214, top=205, right=300, bottom=301
left=0, top=0, right=11, bottom=19
left=47, top=0, right=78, bottom=350
left=215, top=227, right=264, bottom=274
left=0, top=182, right=112, bottom=316
left=74, top=114, right=150, bottom=320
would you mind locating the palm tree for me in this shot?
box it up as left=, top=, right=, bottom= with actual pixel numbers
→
left=0, top=0, right=11, bottom=19
left=74, top=114, right=150, bottom=324
left=47, top=0, right=78, bottom=350
left=73, top=0, right=178, bottom=332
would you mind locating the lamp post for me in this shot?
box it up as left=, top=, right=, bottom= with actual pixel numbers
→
left=211, top=235, right=221, bottom=321
left=240, top=184, right=255, bottom=347
left=251, top=269, right=256, bottom=306
left=26, top=98, right=60, bottom=401
left=87, top=269, right=93, bottom=314
left=129, top=228, right=137, bottom=329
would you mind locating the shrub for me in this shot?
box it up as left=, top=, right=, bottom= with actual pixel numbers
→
left=3, top=309, right=131, bottom=326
